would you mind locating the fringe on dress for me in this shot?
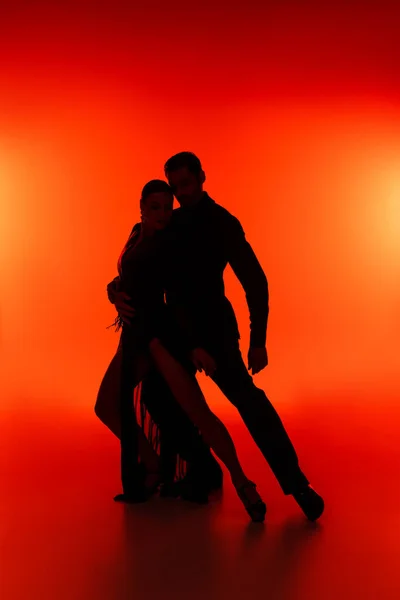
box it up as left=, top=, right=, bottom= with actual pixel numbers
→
left=108, top=286, right=187, bottom=481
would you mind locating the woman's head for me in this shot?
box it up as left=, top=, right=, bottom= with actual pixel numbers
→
left=140, top=179, right=174, bottom=231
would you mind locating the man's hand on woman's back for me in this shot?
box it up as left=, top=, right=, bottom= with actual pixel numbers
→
left=107, top=277, right=135, bottom=325
left=107, top=277, right=120, bottom=303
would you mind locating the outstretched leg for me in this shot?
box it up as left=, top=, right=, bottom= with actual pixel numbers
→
left=208, top=338, right=324, bottom=521
left=139, top=367, right=224, bottom=500
left=148, top=339, right=266, bottom=521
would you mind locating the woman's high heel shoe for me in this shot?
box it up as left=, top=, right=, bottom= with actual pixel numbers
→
left=236, top=480, right=267, bottom=523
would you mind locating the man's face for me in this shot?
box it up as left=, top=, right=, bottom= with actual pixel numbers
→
left=166, top=167, right=205, bottom=207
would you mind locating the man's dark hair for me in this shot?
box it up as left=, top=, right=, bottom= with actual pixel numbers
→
left=141, top=179, right=173, bottom=201
left=164, top=152, right=203, bottom=176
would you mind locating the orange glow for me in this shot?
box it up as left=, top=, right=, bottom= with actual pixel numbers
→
left=2, top=97, right=400, bottom=411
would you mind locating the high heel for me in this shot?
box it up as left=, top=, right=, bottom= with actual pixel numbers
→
left=236, top=480, right=266, bottom=523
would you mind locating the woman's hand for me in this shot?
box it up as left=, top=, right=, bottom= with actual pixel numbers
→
left=191, top=348, right=217, bottom=377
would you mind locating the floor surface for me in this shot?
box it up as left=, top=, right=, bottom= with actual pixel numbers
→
left=1, top=394, right=399, bottom=600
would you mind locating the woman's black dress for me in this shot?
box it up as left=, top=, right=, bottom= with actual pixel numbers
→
left=117, top=224, right=192, bottom=497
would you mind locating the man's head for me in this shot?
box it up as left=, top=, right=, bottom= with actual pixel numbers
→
left=164, top=152, right=206, bottom=208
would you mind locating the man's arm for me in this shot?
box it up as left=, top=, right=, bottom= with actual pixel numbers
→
left=107, top=276, right=120, bottom=304
left=225, top=215, right=269, bottom=349
left=107, top=276, right=135, bottom=324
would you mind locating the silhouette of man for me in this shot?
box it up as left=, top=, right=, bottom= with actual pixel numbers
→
left=163, top=152, right=324, bottom=520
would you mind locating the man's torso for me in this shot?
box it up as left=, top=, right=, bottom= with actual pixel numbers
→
left=162, top=194, right=240, bottom=343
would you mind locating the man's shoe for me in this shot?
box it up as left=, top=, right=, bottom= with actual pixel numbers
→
left=159, top=481, right=181, bottom=498
left=293, top=486, right=324, bottom=521
left=179, top=481, right=209, bottom=504
left=206, top=469, right=223, bottom=492
left=187, top=460, right=223, bottom=492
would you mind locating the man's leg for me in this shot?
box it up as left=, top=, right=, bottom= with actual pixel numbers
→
left=208, top=337, right=324, bottom=520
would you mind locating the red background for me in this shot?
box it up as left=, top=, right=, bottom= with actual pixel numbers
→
left=1, top=1, right=399, bottom=416
left=1, top=2, right=400, bottom=599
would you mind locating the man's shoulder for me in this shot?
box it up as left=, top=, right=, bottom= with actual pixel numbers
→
left=211, top=200, right=235, bottom=219
left=210, top=200, right=242, bottom=231
left=196, top=195, right=238, bottom=224
left=171, top=196, right=242, bottom=229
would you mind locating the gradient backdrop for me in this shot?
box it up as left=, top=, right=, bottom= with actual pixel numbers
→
left=0, top=1, right=399, bottom=491
left=1, top=2, right=400, bottom=598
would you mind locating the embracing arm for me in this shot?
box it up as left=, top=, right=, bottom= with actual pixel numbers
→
left=107, top=276, right=135, bottom=325
left=107, top=276, right=121, bottom=304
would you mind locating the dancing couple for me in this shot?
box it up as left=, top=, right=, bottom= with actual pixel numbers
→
left=95, top=152, right=324, bottom=523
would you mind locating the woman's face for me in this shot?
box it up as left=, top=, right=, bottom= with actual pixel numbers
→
left=141, top=192, right=174, bottom=230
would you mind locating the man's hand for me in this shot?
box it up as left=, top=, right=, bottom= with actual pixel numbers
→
left=247, top=347, right=268, bottom=375
left=106, top=278, right=135, bottom=324
left=191, top=348, right=217, bottom=377
left=107, top=277, right=121, bottom=304
left=114, top=291, right=135, bottom=325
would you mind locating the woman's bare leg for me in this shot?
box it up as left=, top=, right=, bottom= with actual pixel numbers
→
left=148, top=339, right=253, bottom=491
left=95, top=345, right=159, bottom=473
